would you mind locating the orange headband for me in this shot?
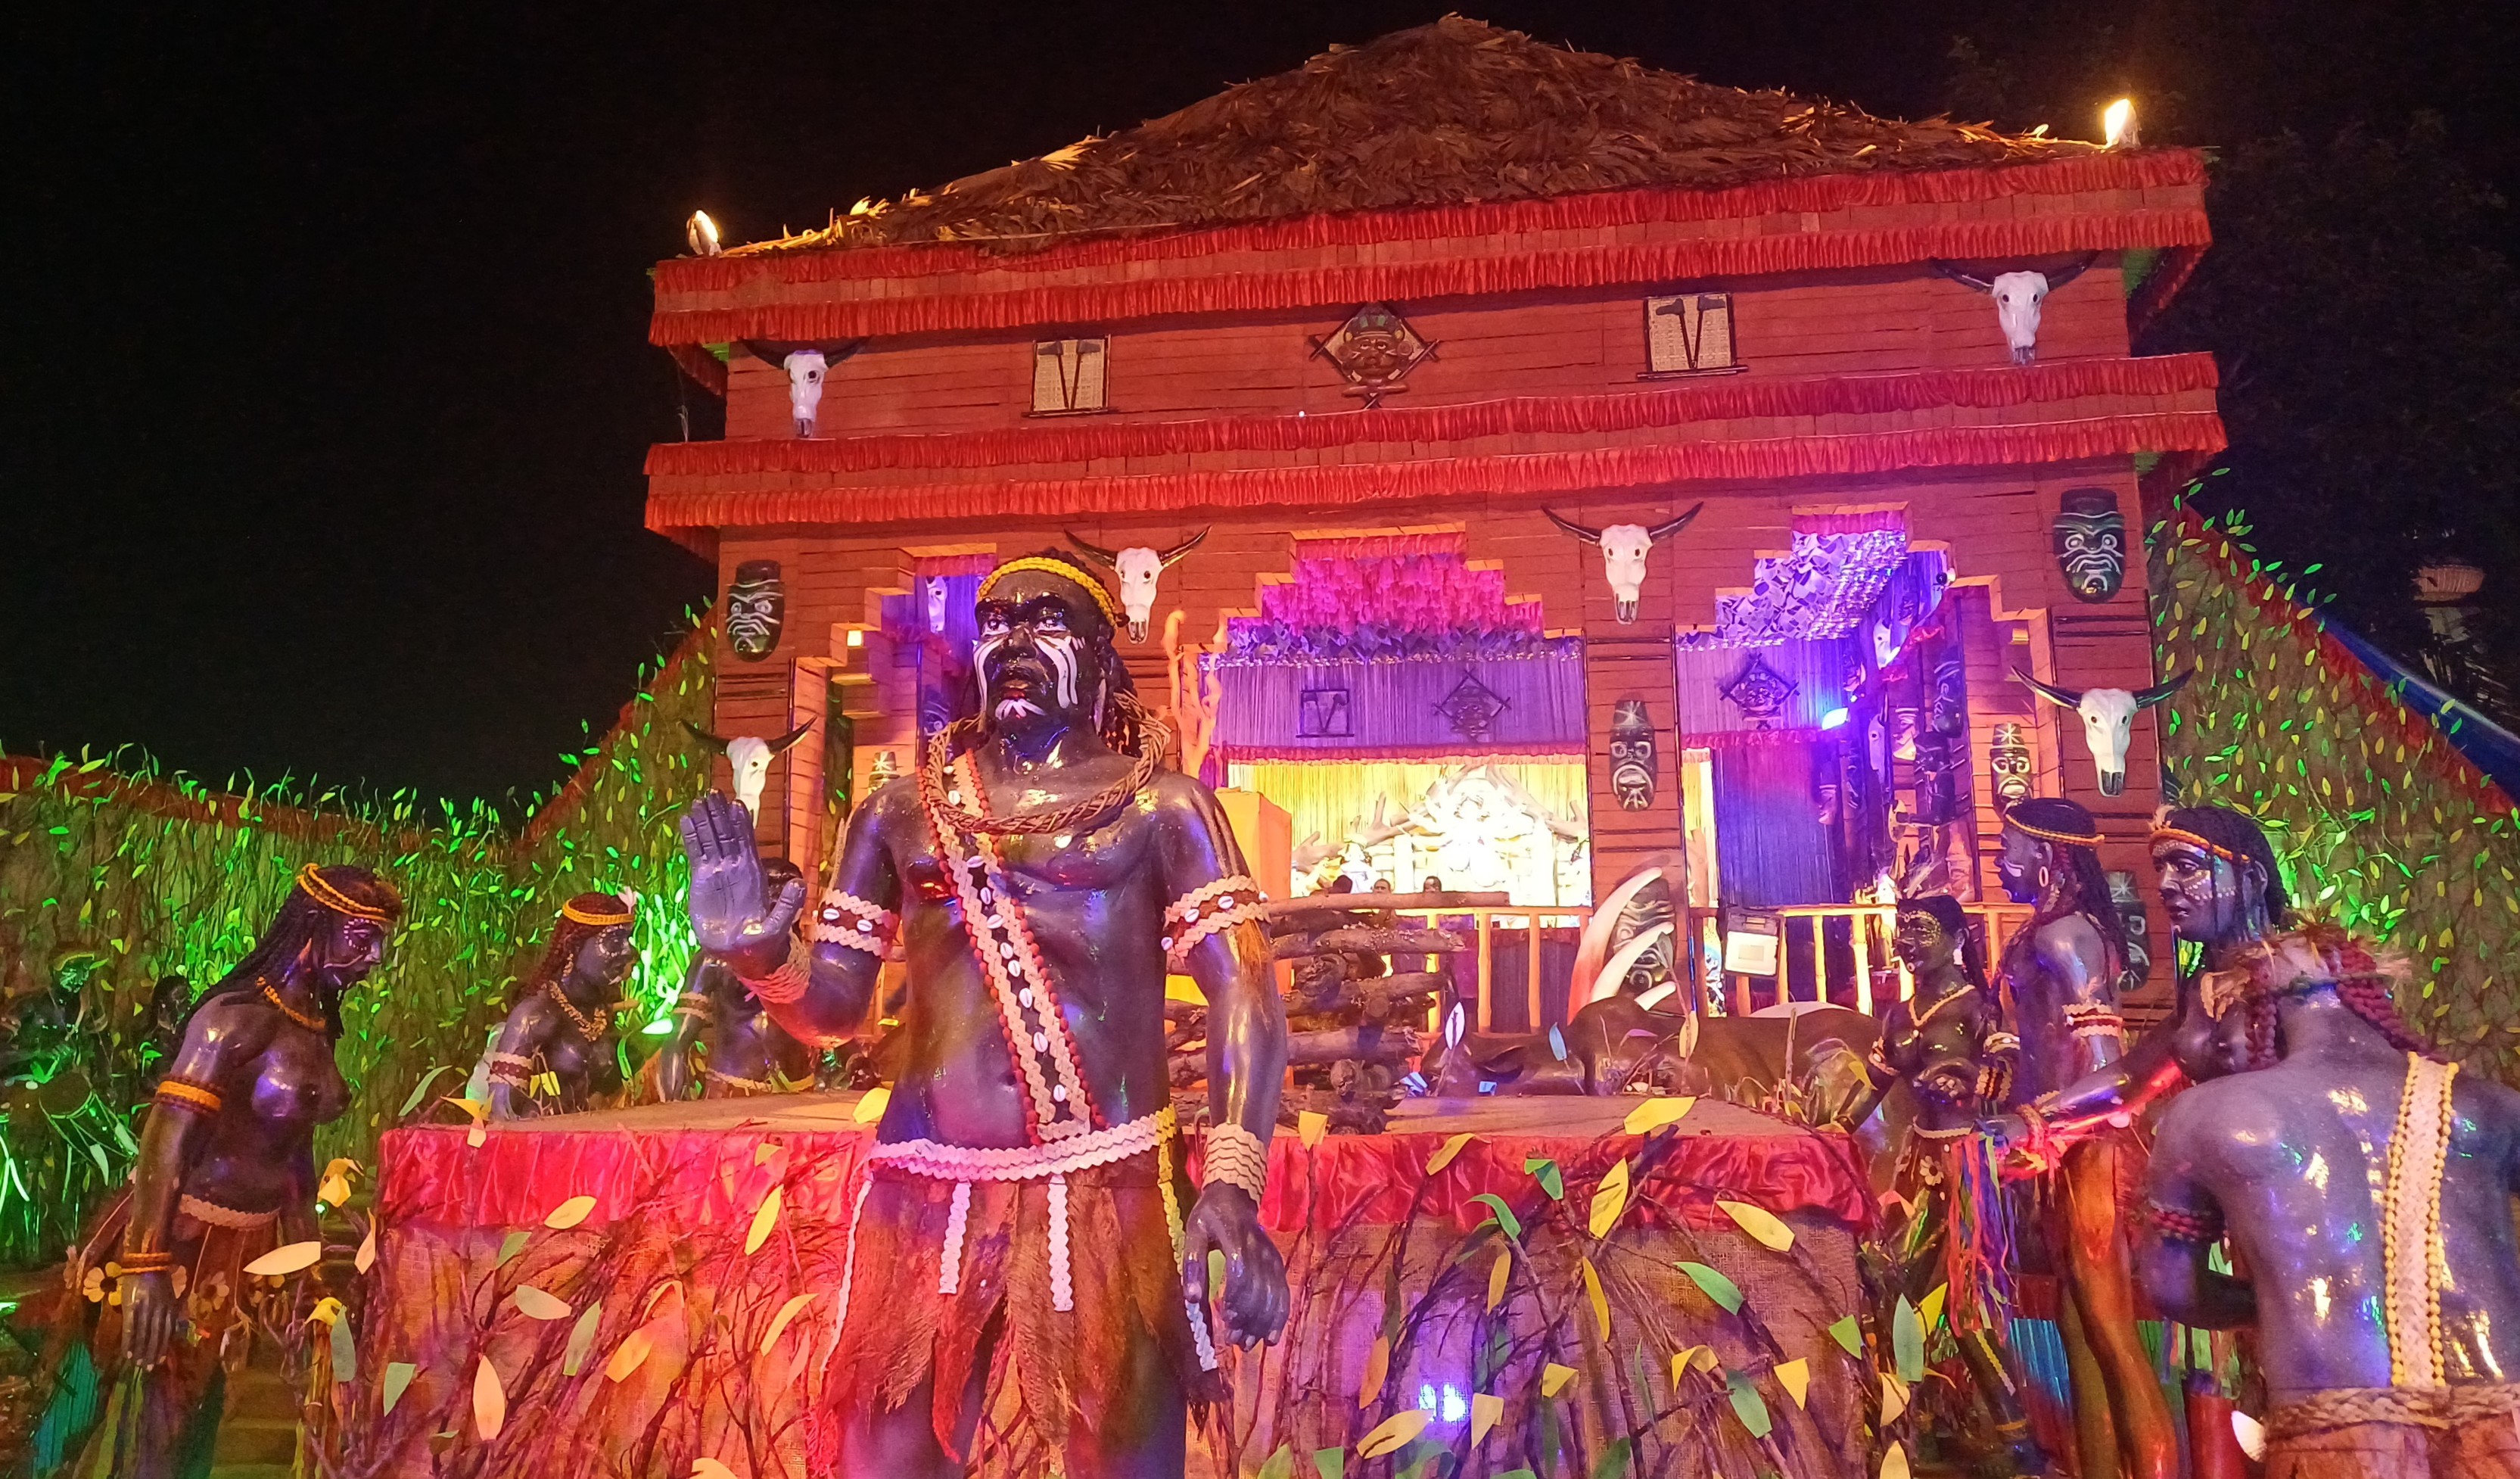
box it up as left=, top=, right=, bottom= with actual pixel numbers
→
left=295, top=864, right=395, bottom=924
left=2149, top=826, right=2243, bottom=863
left=2004, top=814, right=2105, bottom=848
left=562, top=897, right=636, bottom=929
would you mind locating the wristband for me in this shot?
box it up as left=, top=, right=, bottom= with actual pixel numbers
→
left=1202, top=1122, right=1271, bottom=1202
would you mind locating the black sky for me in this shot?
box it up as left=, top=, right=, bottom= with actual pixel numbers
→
left=6, top=1, right=2514, bottom=805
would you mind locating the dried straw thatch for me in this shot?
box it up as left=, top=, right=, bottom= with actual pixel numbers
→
left=754, top=16, right=2108, bottom=258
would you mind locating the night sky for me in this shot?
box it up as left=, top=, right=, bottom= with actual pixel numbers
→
left=8, top=1, right=2514, bottom=804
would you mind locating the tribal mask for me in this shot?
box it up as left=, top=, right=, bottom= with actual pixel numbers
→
left=1607, top=699, right=1657, bottom=811
left=1989, top=721, right=2033, bottom=805
left=2054, top=489, right=2126, bottom=602
left=725, top=561, right=785, bottom=661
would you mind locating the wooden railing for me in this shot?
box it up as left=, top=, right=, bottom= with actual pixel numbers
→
left=1756, top=902, right=2033, bottom=1016
left=1388, top=905, right=1595, bottom=1032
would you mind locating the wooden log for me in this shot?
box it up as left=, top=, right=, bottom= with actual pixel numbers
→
left=1271, top=927, right=1465, bottom=960
left=1262, top=891, right=1510, bottom=918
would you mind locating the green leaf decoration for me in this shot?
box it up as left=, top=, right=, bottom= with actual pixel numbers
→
left=382, top=1361, right=417, bottom=1415
left=1727, top=1371, right=1773, bottom=1438
left=1893, top=1296, right=1925, bottom=1383
left=562, top=1301, right=604, bottom=1377
left=329, top=1316, right=356, bottom=1384
left=1675, top=1261, right=1744, bottom=1313
left=1312, top=1447, right=1345, bottom=1479
left=1829, top=1315, right=1862, bottom=1356
left=496, top=1229, right=530, bottom=1269
left=397, top=1065, right=452, bottom=1119
left=1592, top=1436, right=1635, bottom=1478
left=1469, top=1194, right=1522, bottom=1240
left=1524, top=1156, right=1564, bottom=1199
left=1257, top=1444, right=1294, bottom=1479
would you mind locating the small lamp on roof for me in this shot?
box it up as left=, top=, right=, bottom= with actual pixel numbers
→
left=686, top=210, right=723, bottom=257
left=2102, top=98, right=2139, bottom=150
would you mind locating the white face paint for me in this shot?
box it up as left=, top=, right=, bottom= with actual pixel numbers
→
left=1989, top=271, right=2051, bottom=366
left=1112, top=547, right=1163, bottom=642
left=724, top=736, right=773, bottom=817
left=973, top=601, right=1085, bottom=724
left=784, top=350, right=828, bottom=437
left=1598, top=523, right=1656, bottom=623
left=2070, top=688, right=2142, bottom=796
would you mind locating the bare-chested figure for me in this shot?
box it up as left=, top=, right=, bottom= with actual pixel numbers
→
left=1994, top=798, right=2176, bottom=1479
left=68, top=864, right=400, bottom=1477
left=653, top=860, right=814, bottom=1099
left=2142, top=923, right=2520, bottom=1477
left=681, top=553, right=1289, bottom=1479
left=481, top=891, right=637, bottom=1119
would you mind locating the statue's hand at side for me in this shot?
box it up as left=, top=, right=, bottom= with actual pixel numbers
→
left=680, top=795, right=804, bottom=963
left=1181, top=1185, right=1289, bottom=1347
left=120, top=1270, right=179, bottom=1368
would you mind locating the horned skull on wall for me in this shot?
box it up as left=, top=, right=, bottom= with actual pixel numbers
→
left=1542, top=504, right=1704, bottom=623
left=2014, top=668, right=2187, bottom=796
left=1066, top=528, right=1209, bottom=641
left=684, top=720, right=814, bottom=818
left=1932, top=256, right=2095, bottom=366
left=742, top=340, right=863, bottom=439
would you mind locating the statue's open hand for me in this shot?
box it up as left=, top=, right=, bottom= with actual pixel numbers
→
left=1181, top=1184, right=1288, bottom=1347
left=680, top=795, right=804, bottom=959
left=120, top=1270, right=179, bottom=1368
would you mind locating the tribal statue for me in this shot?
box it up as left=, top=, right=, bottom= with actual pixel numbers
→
left=45, top=864, right=400, bottom=1477
left=1993, top=798, right=2176, bottom=1479
left=653, top=861, right=816, bottom=1100
left=2141, top=924, right=2520, bottom=1476
left=481, top=892, right=639, bottom=1120
left=681, top=550, right=1289, bottom=1477
left=1851, top=895, right=2050, bottom=1477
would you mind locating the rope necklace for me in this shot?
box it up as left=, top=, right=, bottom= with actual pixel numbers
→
left=540, top=982, right=613, bottom=1038
left=919, top=716, right=1167, bottom=837
left=260, top=981, right=326, bottom=1034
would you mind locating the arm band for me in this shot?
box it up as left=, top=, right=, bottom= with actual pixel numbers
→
left=2141, top=1197, right=2225, bottom=1244
left=154, top=1079, right=222, bottom=1115
left=1164, top=877, right=1266, bottom=970
left=487, top=1052, right=534, bottom=1088
left=113, top=1250, right=179, bottom=1274
left=737, top=933, right=816, bottom=1006
left=810, top=889, right=899, bottom=956
left=1202, top=1122, right=1271, bottom=1202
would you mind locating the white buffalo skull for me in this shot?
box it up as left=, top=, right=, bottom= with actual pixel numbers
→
left=1542, top=505, right=1704, bottom=623
left=2016, top=669, right=2187, bottom=796
left=685, top=721, right=814, bottom=817
left=1934, top=257, right=2093, bottom=366
left=923, top=576, right=950, bottom=635
left=1067, top=528, right=1209, bottom=642
left=783, top=350, right=828, bottom=437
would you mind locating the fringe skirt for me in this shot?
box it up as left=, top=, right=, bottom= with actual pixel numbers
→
left=2264, top=1384, right=2520, bottom=1479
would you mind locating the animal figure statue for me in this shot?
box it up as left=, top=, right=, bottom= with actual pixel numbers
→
left=1066, top=528, right=1210, bottom=641
left=683, top=720, right=814, bottom=817
left=1931, top=257, right=2094, bottom=365
left=1540, top=506, right=1704, bottom=623
left=2014, top=669, right=2189, bottom=796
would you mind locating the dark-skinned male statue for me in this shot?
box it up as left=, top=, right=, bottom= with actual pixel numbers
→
left=481, top=891, right=639, bottom=1119
left=2142, top=923, right=2520, bottom=1477
left=681, top=553, right=1290, bottom=1479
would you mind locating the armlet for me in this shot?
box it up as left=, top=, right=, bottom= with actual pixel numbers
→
left=810, top=889, right=899, bottom=957
left=1163, top=875, right=1266, bottom=970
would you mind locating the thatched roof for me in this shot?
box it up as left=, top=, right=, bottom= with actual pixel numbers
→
left=749, top=16, right=2108, bottom=257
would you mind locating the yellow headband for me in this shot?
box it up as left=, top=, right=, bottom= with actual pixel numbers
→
left=977, top=557, right=1124, bottom=628
left=562, top=898, right=636, bottom=928
left=295, top=864, right=396, bottom=924
left=2004, top=815, right=2105, bottom=848
left=2150, top=826, right=2243, bottom=864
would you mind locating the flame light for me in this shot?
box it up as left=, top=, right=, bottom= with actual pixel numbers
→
left=686, top=210, right=723, bottom=257
left=2102, top=98, right=2137, bottom=150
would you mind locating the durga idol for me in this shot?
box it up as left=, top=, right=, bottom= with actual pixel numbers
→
left=680, top=551, right=1290, bottom=1479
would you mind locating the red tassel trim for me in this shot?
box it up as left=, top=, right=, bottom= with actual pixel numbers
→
left=655, top=151, right=2207, bottom=296
left=1218, top=744, right=1585, bottom=765
left=652, top=210, right=2214, bottom=344
left=646, top=355, right=2219, bottom=479
left=649, top=413, right=2227, bottom=531
left=913, top=553, right=1000, bottom=576
left=2129, top=243, right=2208, bottom=340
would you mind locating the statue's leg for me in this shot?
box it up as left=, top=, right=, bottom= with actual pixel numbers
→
left=1906, top=1175, right=2050, bottom=1477
left=2059, top=1135, right=2177, bottom=1479
left=1062, top=1310, right=1190, bottom=1479
left=835, top=1346, right=988, bottom=1479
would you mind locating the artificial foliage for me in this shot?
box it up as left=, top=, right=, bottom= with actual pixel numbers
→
left=0, top=618, right=717, bottom=1268
left=2151, top=497, right=2520, bottom=1077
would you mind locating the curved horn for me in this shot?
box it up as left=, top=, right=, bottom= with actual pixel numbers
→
left=764, top=721, right=816, bottom=756
left=2134, top=670, right=2192, bottom=708
left=1542, top=508, right=1604, bottom=546
left=1157, top=526, right=1210, bottom=568
left=2011, top=668, right=2086, bottom=709
left=1065, top=532, right=1122, bottom=569
left=1930, top=259, right=1995, bottom=293
left=1648, top=502, right=1706, bottom=543
left=679, top=720, right=732, bottom=754
left=2045, top=253, right=2099, bottom=291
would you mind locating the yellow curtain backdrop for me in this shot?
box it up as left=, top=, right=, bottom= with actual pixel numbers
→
left=1227, top=760, right=1590, bottom=864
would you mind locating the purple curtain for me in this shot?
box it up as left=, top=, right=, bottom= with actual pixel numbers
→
left=1713, top=740, right=1840, bottom=906
left=1212, top=655, right=1587, bottom=761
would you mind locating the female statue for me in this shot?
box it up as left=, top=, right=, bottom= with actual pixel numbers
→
left=653, top=860, right=814, bottom=1099
left=482, top=892, right=637, bottom=1119
left=53, top=863, right=400, bottom=1477
left=1854, top=895, right=2050, bottom=1477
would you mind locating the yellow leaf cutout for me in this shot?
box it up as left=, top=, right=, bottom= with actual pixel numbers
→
left=444, top=1095, right=487, bottom=1122
left=1426, top=1132, right=1477, bottom=1174
left=317, top=1172, right=353, bottom=1207
left=1580, top=1256, right=1610, bottom=1340
left=544, top=1195, right=597, bottom=1230
left=473, top=1354, right=506, bottom=1440
left=1299, top=1110, right=1330, bottom=1149
left=753, top=1142, right=780, bottom=1165
left=355, top=1222, right=377, bottom=1275
left=1357, top=1335, right=1390, bottom=1409
left=745, top=1186, right=783, bottom=1256
left=1775, top=1358, right=1810, bottom=1408
left=1623, top=1096, right=1697, bottom=1136
left=1542, top=1362, right=1578, bottom=1397
left=1588, top=1160, right=1632, bottom=1238
left=643, top=1280, right=685, bottom=1319
left=1672, top=1344, right=1718, bottom=1384
left=244, top=1241, right=322, bottom=1278
left=468, top=1122, right=486, bottom=1149
left=1881, top=1441, right=1911, bottom=1479
left=1918, top=1284, right=1947, bottom=1331
left=1717, top=1199, right=1794, bottom=1252
left=306, top=1297, right=345, bottom=1326
left=1486, top=1247, right=1511, bottom=1311
left=512, top=1287, right=571, bottom=1321
left=693, top=1461, right=737, bottom=1479
left=1357, top=1410, right=1430, bottom=1459
left=1470, top=1392, right=1503, bottom=1444
left=852, top=1086, right=890, bottom=1125
left=759, top=1292, right=817, bottom=1356
left=1881, top=1372, right=1909, bottom=1425
left=605, top=1328, right=653, bottom=1382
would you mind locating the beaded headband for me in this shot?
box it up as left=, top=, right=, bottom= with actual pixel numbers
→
left=562, top=896, right=636, bottom=928
left=977, top=557, right=1124, bottom=628
left=295, top=864, right=396, bottom=924
left=2001, top=808, right=2105, bottom=848
left=2149, top=826, right=2243, bottom=863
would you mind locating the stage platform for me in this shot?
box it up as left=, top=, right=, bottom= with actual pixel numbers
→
left=356, top=1093, right=1873, bottom=1477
